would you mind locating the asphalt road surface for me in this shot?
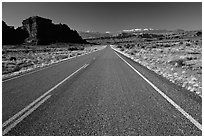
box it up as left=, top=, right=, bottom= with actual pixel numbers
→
left=2, top=46, right=202, bottom=136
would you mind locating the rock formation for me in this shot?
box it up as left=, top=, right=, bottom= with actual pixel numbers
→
left=22, top=16, right=86, bottom=45
left=2, top=21, right=28, bottom=45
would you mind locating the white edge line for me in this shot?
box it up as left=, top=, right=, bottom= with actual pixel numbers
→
left=114, top=50, right=202, bottom=131
left=2, top=64, right=87, bottom=128
left=2, top=47, right=104, bottom=83
left=83, top=64, right=89, bottom=68
left=2, top=94, right=51, bottom=135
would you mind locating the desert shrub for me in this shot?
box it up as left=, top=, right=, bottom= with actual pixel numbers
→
left=124, top=44, right=129, bottom=49
left=61, top=55, right=68, bottom=59
left=186, top=43, right=191, bottom=46
left=18, top=61, right=34, bottom=68
left=174, top=36, right=180, bottom=39
left=13, top=65, right=21, bottom=72
left=56, top=55, right=68, bottom=60
left=196, top=31, right=202, bottom=36
left=68, top=46, right=84, bottom=51
left=77, top=53, right=82, bottom=56
left=68, top=46, right=78, bottom=51
left=81, top=47, right=85, bottom=50
left=17, top=62, right=25, bottom=68
left=164, top=44, right=171, bottom=47
left=169, top=59, right=185, bottom=67
left=124, top=43, right=134, bottom=49
left=3, top=70, right=13, bottom=75
left=141, top=45, right=145, bottom=48
left=130, top=50, right=137, bottom=55
left=117, top=45, right=123, bottom=49
left=78, top=46, right=84, bottom=51
left=152, top=45, right=157, bottom=48
left=187, top=52, right=200, bottom=54
left=186, top=56, right=196, bottom=60
left=120, top=48, right=125, bottom=51
left=24, top=49, right=30, bottom=53
left=10, top=57, right=16, bottom=61
left=146, top=39, right=153, bottom=42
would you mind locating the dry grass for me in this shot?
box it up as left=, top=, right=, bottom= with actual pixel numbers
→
left=113, top=39, right=202, bottom=97
left=2, top=44, right=105, bottom=80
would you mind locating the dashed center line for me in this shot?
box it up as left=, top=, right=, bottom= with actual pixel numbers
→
left=2, top=94, right=51, bottom=135
left=2, top=63, right=89, bottom=135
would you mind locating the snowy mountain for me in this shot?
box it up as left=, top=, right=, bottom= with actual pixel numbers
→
left=79, top=31, right=113, bottom=39
left=122, top=28, right=154, bottom=32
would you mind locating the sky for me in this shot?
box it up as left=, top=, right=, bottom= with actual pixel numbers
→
left=2, top=2, right=202, bottom=34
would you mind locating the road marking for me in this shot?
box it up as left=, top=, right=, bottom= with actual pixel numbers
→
left=83, top=64, right=89, bottom=68
left=3, top=94, right=51, bottom=135
left=114, top=51, right=202, bottom=131
left=2, top=47, right=104, bottom=83
left=2, top=64, right=89, bottom=135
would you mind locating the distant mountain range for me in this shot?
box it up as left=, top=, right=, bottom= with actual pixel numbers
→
left=79, top=28, right=201, bottom=40
left=78, top=31, right=113, bottom=39
left=122, top=28, right=154, bottom=32
left=79, top=29, right=174, bottom=39
left=121, top=28, right=176, bottom=34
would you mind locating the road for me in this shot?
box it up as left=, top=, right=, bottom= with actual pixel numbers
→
left=2, top=45, right=202, bottom=136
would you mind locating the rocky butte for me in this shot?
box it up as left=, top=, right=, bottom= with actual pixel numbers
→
left=2, top=16, right=87, bottom=45
left=2, top=21, right=28, bottom=45
left=22, top=16, right=86, bottom=45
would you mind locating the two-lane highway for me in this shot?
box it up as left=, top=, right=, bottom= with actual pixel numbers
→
left=2, top=46, right=202, bottom=135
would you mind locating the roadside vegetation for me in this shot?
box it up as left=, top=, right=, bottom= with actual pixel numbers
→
left=2, top=44, right=105, bottom=80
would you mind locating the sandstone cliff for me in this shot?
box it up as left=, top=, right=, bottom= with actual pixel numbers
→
left=22, top=16, right=86, bottom=45
left=2, top=21, right=28, bottom=45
